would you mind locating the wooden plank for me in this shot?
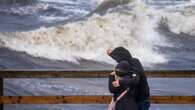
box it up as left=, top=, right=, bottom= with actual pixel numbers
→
left=146, top=70, right=195, bottom=78
left=151, top=96, right=195, bottom=104
left=0, top=78, right=3, bottom=110
left=0, top=70, right=195, bottom=78
left=0, top=96, right=195, bottom=104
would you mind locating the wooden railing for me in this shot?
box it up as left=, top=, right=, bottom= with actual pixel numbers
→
left=0, top=70, right=195, bottom=110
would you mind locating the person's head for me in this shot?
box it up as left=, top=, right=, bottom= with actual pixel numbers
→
left=108, top=47, right=132, bottom=63
left=115, top=60, right=131, bottom=77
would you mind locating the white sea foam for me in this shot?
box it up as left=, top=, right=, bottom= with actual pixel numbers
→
left=163, top=2, right=195, bottom=36
left=39, top=15, right=69, bottom=23
left=0, top=1, right=165, bottom=66
left=145, top=0, right=195, bottom=36
left=1, top=0, right=194, bottom=67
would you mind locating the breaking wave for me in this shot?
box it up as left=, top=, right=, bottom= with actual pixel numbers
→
left=91, top=0, right=131, bottom=15
left=163, top=2, right=195, bottom=36
left=0, top=0, right=195, bottom=67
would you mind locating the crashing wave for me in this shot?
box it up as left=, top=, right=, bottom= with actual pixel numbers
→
left=0, top=1, right=168, bottom=67
left=162, top=2, right=195, bottom=36
left=0, top=0, right=195, bottom=67
left=90, top=0, right=132, bottom=15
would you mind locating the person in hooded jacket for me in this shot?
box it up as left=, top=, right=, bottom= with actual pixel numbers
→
left=107, top=47, right=150, bottom=110
left=109, top=60, right=140, bottom=110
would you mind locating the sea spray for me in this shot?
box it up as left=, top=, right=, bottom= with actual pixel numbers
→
left=0, top=0, right=169, bottom=67
left=1, top=0, right=195, bottom=67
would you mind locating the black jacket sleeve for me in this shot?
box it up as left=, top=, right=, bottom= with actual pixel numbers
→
left=119, top=73, right=140, bottom=88
left=108, top=75, right=121, bottom=93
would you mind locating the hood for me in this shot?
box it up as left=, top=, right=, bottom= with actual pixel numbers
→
left=109, top=47, right=132, bottom=63
left=115, top=60, right=131, bottom=76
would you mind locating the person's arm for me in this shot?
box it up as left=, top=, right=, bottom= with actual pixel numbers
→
left=109, top=74, right=121, bottom=93
left=119, top=73, right=140, bottom=88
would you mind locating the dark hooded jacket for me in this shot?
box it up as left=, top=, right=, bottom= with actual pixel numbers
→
left=109, top=47, right=150, bottom=102
left=109, top=61, right=139, bottom=110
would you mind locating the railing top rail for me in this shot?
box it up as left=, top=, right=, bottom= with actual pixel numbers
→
left=0, top=96, right=195, bottom=104
left=0, top=70, right=195, bottom=78
left=0, top=69, right=195, bottom=72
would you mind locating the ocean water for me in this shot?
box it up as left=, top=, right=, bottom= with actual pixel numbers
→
left=0, top=0, right=195, bottom=69
left=0, top=0, right=195, bottom=110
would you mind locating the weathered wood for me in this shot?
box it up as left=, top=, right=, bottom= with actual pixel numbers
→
left=0, top=96, right=195, bottom=104
left=0, top=70, right=194, bottom=106
left=0, top=70, right=195, bottom=78
left=0, top=78, right=3, bottom=110
left=150, top=96, right=195, bottom=104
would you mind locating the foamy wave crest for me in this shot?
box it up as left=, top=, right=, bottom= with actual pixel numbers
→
left=162, top=2, right=195, bottom=36
left=0, top=1, right=171, bottom=67
left=143, top=0, right=195, bottom=36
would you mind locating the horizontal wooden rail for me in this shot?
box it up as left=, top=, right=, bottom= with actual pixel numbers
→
left=0, top=70, right=194, bottom=109
left=0, top=96, right=195, bottom=104
left=0, top=70, right=195, bottom=78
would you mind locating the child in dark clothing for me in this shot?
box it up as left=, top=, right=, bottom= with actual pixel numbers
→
left=108, top=61, right=140, bottom=110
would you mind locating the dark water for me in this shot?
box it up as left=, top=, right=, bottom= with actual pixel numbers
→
left=4, top=78, right=195, bottom=96
left=0, top=0, right=94, bottom=32
left=153, top=25, right=195, bottom=70
left=3, top=78, right=195, bottom=110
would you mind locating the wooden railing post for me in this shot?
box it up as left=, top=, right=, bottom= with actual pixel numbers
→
left=0, top=78, right=3, bottom=110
